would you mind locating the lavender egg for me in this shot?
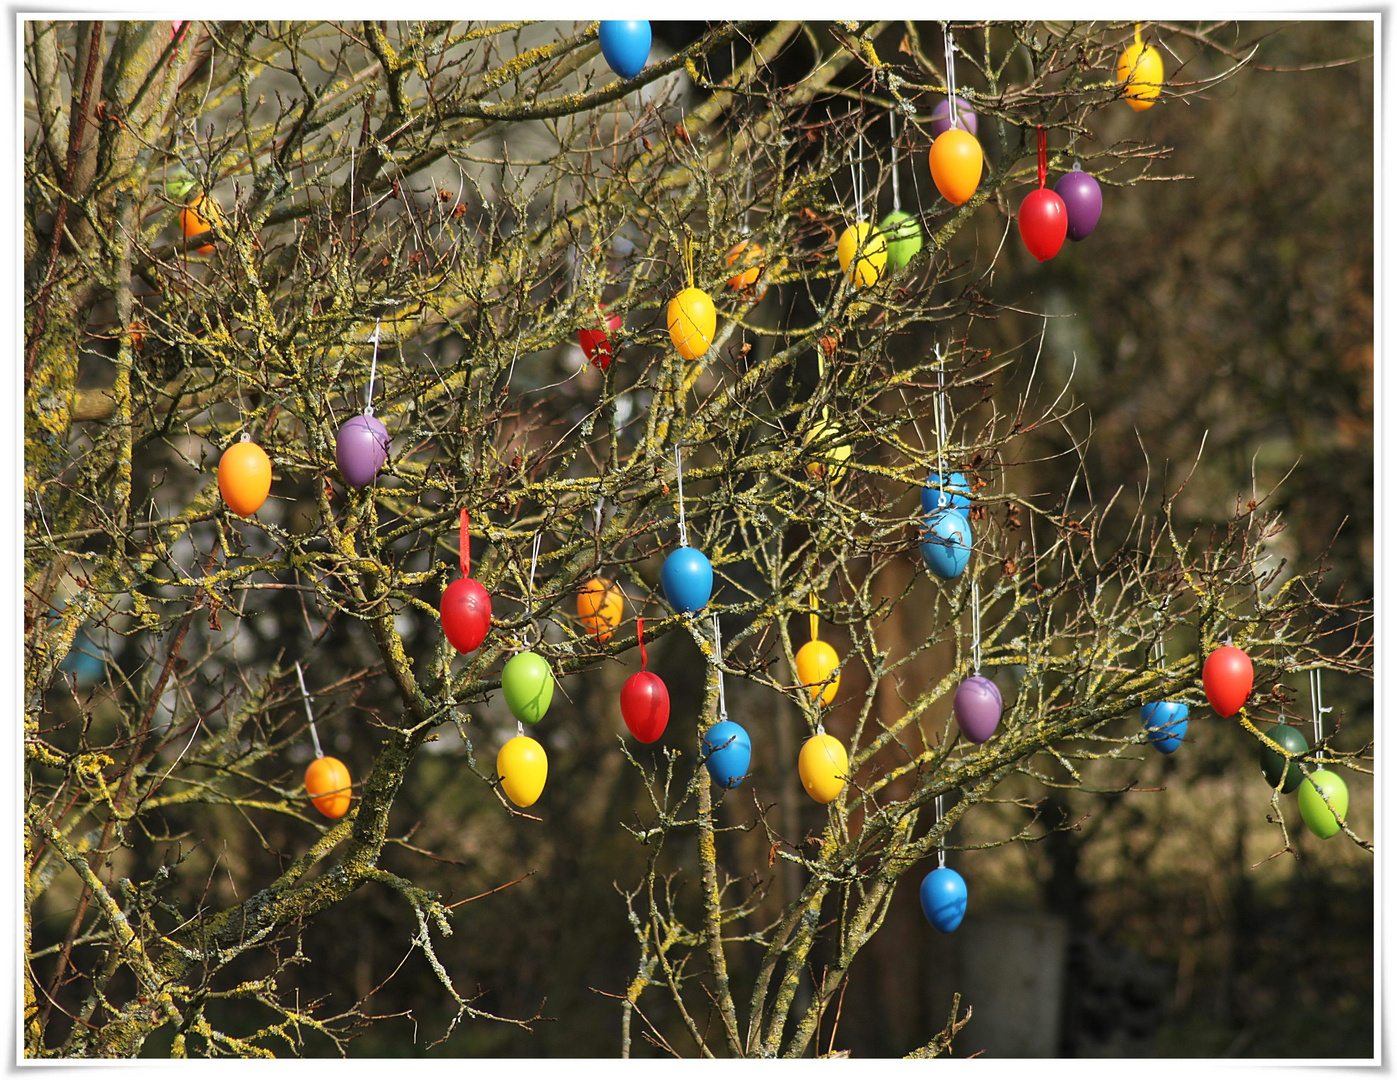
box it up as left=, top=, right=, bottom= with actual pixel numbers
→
left=930, top=97, right=978, bottom=140
left=953, top=675, right=1003, bottom=744
left=1053, top=168, right=1103, bottom=242
left=336, top=414, right=390, bottom=488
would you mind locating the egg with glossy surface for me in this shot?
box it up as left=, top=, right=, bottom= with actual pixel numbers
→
left=497, top=735, right=548, bottom=807
left=921, top=471, right=971, bottom=513
left=667, top=287, right=716, bottom=360
left=621, top=670, right=670, bottom=743
left=501, top=651, right=555, bottom=726
left=702, top=720, right=751, bottom=789
left=1297, top=768, right=1349, bottom=839
left=662, top=546, right=713, bottom=614
left=441, top=577, right=491, bottom=654
left=795, top=639, right=840, bottom=706
left=577, top=577, right=624, bottom=643
left=920, top=508, right=972, bottom=580
left=1202, top=645, right=1253, bottom=718
left=1258, top=723, right=1308, bottom=793
left=598, top=20, right=650, bottom=80
left=1141, top=701, right=1188, bottom=754
left=928, top=129, right=982, bottom=206
left=305, top=756, right=352, bottom=819
left=336, top=414, right=390, bottom=489
left=1116, top=41, right=1164, bottom=110
left=798, top=733, right=848, bottom=803
left=878, top=209, right=923, bottom=270
left=836, top=221, right=887, bottom=289
left=218, top=440, right=272, bottom=517
left=920, top=867, right=968, bottom=933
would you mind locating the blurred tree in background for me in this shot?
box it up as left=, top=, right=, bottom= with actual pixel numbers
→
left=23, top=20, right=1372, bottom=1058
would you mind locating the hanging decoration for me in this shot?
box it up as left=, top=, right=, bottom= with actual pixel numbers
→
left=180, top=192, right=220, bottom=255
left=1116, top=24, right=1164, bottom=111
left=725, top=240, right=767, bottom=298
left=336, top=320, right=391, bottom=489
left=1202, top=640, right=1253, bottom=718
left=1297, top=669, right=1348, bottom=839
left=1018, top=125, right=1069, bottom=262
left=837, top=129, right=887, bottom=289
left=497, top=733, right=548, bottom=808
left=921, top=470, right=971, bottom=513
left=701, top=614, right=751, bottom=789
left=578, top=577, right=624, bottom=643
left=661, top=446, right=714, bottom=614
left=502, top=534, right=556, bottom=726
left=441, top=509, right=492, bottom=654
left=218, top=432, right=272, bottom=518
left=620, top=616, right=670, bottom=743
left=578, top=312, right=622, bottom=371
left=795, top=598, right=841, bottom=706
left=927, top=27, right=982, bottom=206
left=668, top=237, right=716, bottom=360
left=920, top=792, right=966, bottom=932
left=598, top=20, right=651, bottom=81
left=296, top=661, right=351, bottom=820
left=1141, top=635, right=1188, bottom=753
left=921, top=349, right=972, bottom=580
left=1259, top=716, right=1308, bottom=793
left=798, top=731, right=848, bottom=804
left=953, top=581, right=1002, bottom=743
left=802, top=419, right=852, bottom=482
left=1054, top=164, right=1103, bottom=242
left=929, top=96, right=978, bottom=139
left=879, top=108, right=924, bottom=270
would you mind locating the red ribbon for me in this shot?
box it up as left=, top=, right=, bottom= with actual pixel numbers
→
left=459, top=509, right=470, bottom=578
left=637, top=616, right=647, bottom=670
left=1037, top=124, right=1048, bottom=189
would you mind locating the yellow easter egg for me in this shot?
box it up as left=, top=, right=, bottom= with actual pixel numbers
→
left=928, top=129, right=983, bottom=206
left=667, top=287, right=716, bottom=360
left=795, top=639, right=841, bottom=706
left=802, top=419, right=852, bottom=482
left=1116, top=42, right=1163, bottom=111
left=497, top=735, right=548, bottom=808
left=798, top=733, right=848, bottom=804
left=836, top=221, right=887, bottom=289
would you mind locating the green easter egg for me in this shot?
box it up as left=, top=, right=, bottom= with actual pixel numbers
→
left=1297, top=768, right=1349, bottom=839
left=879, top=209, right=923, bottom=270
left=502, top=650, right=555, bottom=725
left=1258, top=723, right=1308, bottom=794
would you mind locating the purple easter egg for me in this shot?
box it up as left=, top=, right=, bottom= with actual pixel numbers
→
left=336, top=413, right=390, bottom=488
left=1053, top=168, right=1103, bottom=242
left=930, top=97, right=978, bottom=140
left=953, top=675, right=1002, bottom=744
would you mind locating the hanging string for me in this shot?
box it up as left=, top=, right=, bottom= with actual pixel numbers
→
left=365, top=318, right=381, bottom=416
left=971, top=579, right=982, bottom=674
left=674, top=444, right=689, bottom=548
left=294, top=660, right=323, bottom=759
left=524, top=531, right=541, bottom=646
left=1036, top=125, right=1048, bottom=190
left=1309, top=669, right=1331, bottom=758
left=682, top=234, right=695, bottom=289
left=857, top=129, right=865, bottom=219
left=933, top=344, right=946, bottom=482
left=637, top=616, right=648, bottom=670
left=935, top=792, right=946, bottom=869
left=712, top=613, right=729, bottom=721
left=458, top=509, right=471, bottom=577
left=942, top=24, right=959, bottom=130
left=809, top=589, right=819, bottom=645
left=743, top=170, right=753, bottom=235
left=889, top=107, right=901, bottom=212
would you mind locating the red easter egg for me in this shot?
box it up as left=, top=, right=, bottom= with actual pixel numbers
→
left=441, top=577, right=491, bottom=654
left=578, top=313, right=623, bottom=371
left=1018, top=188, right=1069, bottom=262
left=620, top=670, right=670, bottom=743
left=1202, top=645, right=1254, bottom=718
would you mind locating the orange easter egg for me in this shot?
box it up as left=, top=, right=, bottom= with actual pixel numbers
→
left=180, top=194, right=221, bottom=255
left=928, top=129, right=983, bottom=206
left=725, top=240, right=767, bottom=298
left=577, top=577, right=625, bottom=643
left=305, top=755, right=352, bottom=819
left=667, top=287, right=716, bottom=360
left=217, top=440, right=272, bottom=517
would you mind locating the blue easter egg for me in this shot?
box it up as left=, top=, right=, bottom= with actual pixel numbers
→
left=599, top=20, right=650, bottom=80
left=919, top=867, right=968, bottom=933
left=920, top=470, right=971, bottom=513
left=702, top=720, right=752, bottom=789
left=662, top=545, right=713, bottom=614
left=920, top=508, right=972, bottom=580
left=1141, top=701, right=1189, bottom=754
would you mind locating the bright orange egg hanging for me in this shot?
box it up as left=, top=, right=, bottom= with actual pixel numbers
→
left=928, top=129, right=983, bottom=206
left=725, top=240, right=767, bottom=299
left=217, top=440, right=272, bottom=517
left=577, top=577, right=624, bottom=643
left=180, top=194, right=221, bottom=255
left=305, top=756, right=352, bottom=819
left=667, top=287, right=716, bottom=360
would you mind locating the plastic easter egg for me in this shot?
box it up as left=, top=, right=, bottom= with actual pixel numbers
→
left=336, top=414, right=390, bottom=489
left=920, top=867, right=968, bottom=933
left=803, top=419, right=852, bottom=481
left=441, top=577, right=491, bottom=654
left=662, top=546, right=713, bottom=614
left=577, top=577, right=624, bottom=643
left=501, top=650, right=555, bottom=726
left=621, top=669, right=670, bottom=743
left=920, top=471, right=971, bottom=513
left=1202, top=645, right=1253, bottom=718
left=1018, top=188, right=1069, bottom=263
left=305, top=756, right=352, bottom=819
left=1141, top=701, right=1189, bottom=754
left=1259, top=723, right=1309, bottom=793
left=667, top=287, right=716, bottom=360
left=217, top=440, right=272, bottom=517
left=180, top=194, right=220, bottom=254
left=920, top=508, right=972, bottom=580
left=701, top=720, right=752, bottom=789
left=1297, top=768, right=1349, bottom=839
left=598, top=20, right=650, bottom=80
left=798, top=733, right=848, bottom=804
left=878, top=209, right=923, bottom=271
left=836, top=221, right=887, bottom=289
left=928, top=129, right=982, bottom=206
left=954, top=675, right=1003, bottom=744
left=497, top=735, right=548, bottom=808
left=725, top=240, right=767, bottom=298
left=795, top=639, right=841, bottom=706
left=929, top=97, right=978, bottom=140
left=1117, top=41, right=1163, bottom=111
left=1054, top=168, right=1103, bottom=242
left=578, top=313, right=622, bottom=371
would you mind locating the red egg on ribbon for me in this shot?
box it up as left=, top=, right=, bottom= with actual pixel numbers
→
left=440, top=509, right=492, bottom=654
left=1203, top=643, right=1254, bottom=718
left=579, top=313, right=622, bottom=371
left=620, top=617, right=670, bottom=742
left=1018, top=126, right=1068, bottom=262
